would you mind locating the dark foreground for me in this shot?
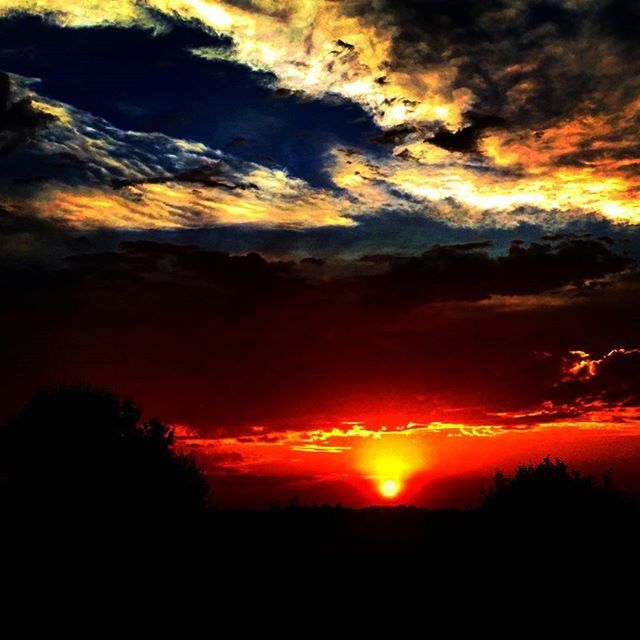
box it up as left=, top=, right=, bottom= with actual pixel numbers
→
left=4, top=387, right=636, bottom=631
left=5, top=507, right=640, bottom=632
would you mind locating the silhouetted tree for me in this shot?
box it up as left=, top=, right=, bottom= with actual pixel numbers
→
left=480, top=456, right=633, bottom=518
left=0, top=385, right=208, bottom=518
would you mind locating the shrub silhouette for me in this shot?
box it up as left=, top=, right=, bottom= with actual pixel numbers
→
left=0, top=385, right=207, bottom=518
left=480, top=456, right=633, bottom=518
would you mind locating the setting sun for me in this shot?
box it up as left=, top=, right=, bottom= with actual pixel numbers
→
left=380, top=479, right=399, bottom=498
left=356, top=437, right=427, bottom=503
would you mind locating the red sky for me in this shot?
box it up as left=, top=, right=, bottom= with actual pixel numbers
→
left=175, top=411, right=640, bottom=508
left=1, top=235, right=639, bottom=506
left=3, top=239, right=640, bottom=507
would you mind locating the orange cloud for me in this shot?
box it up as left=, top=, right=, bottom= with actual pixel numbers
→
left=3, top=1, right=640, bottom=229
left=1, top=80, right=355, bottom=229
left=0, top=1, right=469, bottom=130
left=17, top=176, right=353, bottom=230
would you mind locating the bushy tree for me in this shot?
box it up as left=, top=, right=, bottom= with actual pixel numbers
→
left=481, top=456, right=633, bottom=518
left=0, top=385, right=207, bottom=518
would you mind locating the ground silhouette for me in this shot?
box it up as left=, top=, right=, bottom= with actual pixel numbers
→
left=3, top=386, right=640, bottom=631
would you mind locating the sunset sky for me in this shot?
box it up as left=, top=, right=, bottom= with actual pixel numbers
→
left=2, top=1, right=640, bottom=507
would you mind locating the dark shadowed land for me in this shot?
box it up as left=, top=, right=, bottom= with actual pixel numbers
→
left=3, top=387, right=640, bottom=632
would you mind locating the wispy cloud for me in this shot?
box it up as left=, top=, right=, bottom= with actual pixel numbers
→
left=1, top=73, right=355, bottom=228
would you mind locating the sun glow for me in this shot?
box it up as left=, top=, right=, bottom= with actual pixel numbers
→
left=354, top=435, right=429, bottom=502
left=380, top=479, right=399, bottom=499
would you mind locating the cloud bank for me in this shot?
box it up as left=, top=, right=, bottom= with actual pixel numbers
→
left=1, top=1, right=640, bottom=230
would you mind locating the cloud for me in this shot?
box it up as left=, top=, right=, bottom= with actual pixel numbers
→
left=5, top=69, right=623, bottom=233
left=0, top=0, right=152, bottom=28
left=0, top=72, right=54, bottom=156
left=0, top=1, right=470, bottom=127
left=327, top=139, right=640, bottom=228
left=0, top=74, right=355, bottom=229
left=66, top=241, right=299, bottom=302
left=3, top=2, right=640, bottom=228
left=363, top=237, right=632, bottom=306
left=426, top=114, right=507, bottom=154
left=1, top=233, right=637, bottom=436
left=476, top=345, right=640, bottom=428
left=557, top=348, right=640, bottom=408
left=0, top=207, right=93, bottom=264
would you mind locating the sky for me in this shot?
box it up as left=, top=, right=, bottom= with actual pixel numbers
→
left=2, top=1, right=640, bottom=507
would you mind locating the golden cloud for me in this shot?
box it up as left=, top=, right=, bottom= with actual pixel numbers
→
left=1, top=79, right=355, bottom=229
left=0, top=0, right=470, bottom=131
left=328, top=141, right=640, bottom=226
left=2, top=1, right=640, bottom=228
left=17, top=176, right=354, bottom=230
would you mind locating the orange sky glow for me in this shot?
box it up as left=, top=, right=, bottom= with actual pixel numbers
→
left=174, top=408, right=640, bottom=508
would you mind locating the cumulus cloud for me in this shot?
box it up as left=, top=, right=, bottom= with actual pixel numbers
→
left=1, top=1, right=640, bottom=228
left=477, top=345, right=640, bottom=430
left=0, top=1, right=470, bottom=127
left=558, top=348, right=640, bottom=407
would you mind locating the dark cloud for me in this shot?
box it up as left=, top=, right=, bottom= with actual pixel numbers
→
left=554, top=348, right=640, bottom=408
left=105, top=237, right=632, bottom=309
left=111, top=164, right=260, bottom=192
left=1, top=233, right=638, bottom=436
left=359, top=241, right=494, bottom=264
left=0, top=72, right=54, bottom=156
left=334, top=39, right=356, bottom=53
left=365, top=238, right=632, bottom=306
left=597, top=0, right=640, bottom=42
left=446, top=240, right=495, bottom=251
left=371, top=124, right=417, bottom=145
left=7, top=201, right=636, bottom=271
left=427, top=126, right=481, bottom=154
left=65, top=241, right=299, bottom=305
left=426, top=114, right=507, bottom=153
left=0, top=208, right=92, bottom=265
left=346, top=0, right=640, bottom=140
left=300, top=257, right=325, bottom=267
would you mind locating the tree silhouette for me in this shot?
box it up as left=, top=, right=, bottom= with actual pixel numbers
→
left=480, top=456, right=633, bottom=518
left=0, top=385, right=207, bottom=518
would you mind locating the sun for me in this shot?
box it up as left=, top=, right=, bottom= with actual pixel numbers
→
left=357, top=440, right=426, bottom=502
left=380, top=479, right=399, bottom=498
